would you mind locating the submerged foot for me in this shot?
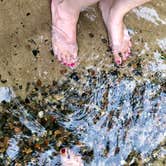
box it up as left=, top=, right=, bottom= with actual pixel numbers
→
left=99, top=0, right=132, bottom=65
left=60, top=148, right=84, bottom=166
left=51, top=0, right=80, bottom=67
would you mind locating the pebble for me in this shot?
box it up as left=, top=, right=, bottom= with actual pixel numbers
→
left=38, top=111, right=44, bottom=118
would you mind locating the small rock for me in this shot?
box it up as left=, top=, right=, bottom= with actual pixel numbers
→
left=38, top=111, right=44, bottom=118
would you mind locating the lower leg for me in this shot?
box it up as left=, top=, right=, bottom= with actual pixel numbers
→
left=67, top=0, right=100, bottom=9
left=111, top=0, right=151, bottom=18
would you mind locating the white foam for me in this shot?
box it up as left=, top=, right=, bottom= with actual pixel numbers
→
left=0, top=87, right=14, bottom=103
left=133, top=7, right=166, bottom=25
left=157, top=38, right=166, bottom=51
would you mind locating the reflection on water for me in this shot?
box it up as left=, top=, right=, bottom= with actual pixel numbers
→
left=0, top=68, right=165, bottom=165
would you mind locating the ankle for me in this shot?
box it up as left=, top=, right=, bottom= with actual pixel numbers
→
left=62, top=0, right=81, bottom=14
left=108, top=8, right=124, bottom=25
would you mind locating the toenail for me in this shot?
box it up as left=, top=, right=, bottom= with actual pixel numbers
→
left=116, top=60, right=121, bottom=64
left=62, top=62, right=67, bottom=65
left=61, top=148, right=66, bottom=154
left=69, top=63, right=76, bottom=67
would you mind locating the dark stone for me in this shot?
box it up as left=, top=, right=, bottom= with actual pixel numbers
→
left=32, top=49, right=40, bottom=57
left=89, top=33, right=94, bottom=38
left=114, top=147, right=120, bottom=155
left=1, top=79, right=7, bottom=83
left=110, top=70, right=119, bottom=76
left=25, top=98, right=30, bottom=104
left=26, top=12, right=31, bottom=16
left=132, top=69, right=142, bottom=76
left=19, top=85, right=23, bottom=90
left=36, top=79, right=42, bottom=87
left=50, top=49, right=54, bottom=56
left=70, top=72, right=79, bottom=81
left=101, top=38, right=107, bottom=44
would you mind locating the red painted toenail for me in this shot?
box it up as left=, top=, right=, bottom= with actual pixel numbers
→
left=70, top=63, right=75, bottom=67
left=61, top=62, right=76, bottom=68
left=65, top=63, right=76, bottom=67
left=116, top=60, right=121, bottom=64
left=61, top=148, right=66, bottom=154
left=67, top=64, right=72, bottom=67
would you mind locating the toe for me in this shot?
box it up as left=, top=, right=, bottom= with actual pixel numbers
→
left=122, top=52, right=130, bottom=61
left=57, top=50, right=63, bottom=62
left=129, top=40, right=132, bottom=48
left=60, top=52, right=66, bottom=64
left=112, top=47, right=122, bottom=65
left=61, top=52, right=77, bottom=67
left=64, top=53, right=71, bottom=65
left=114, top=54, right=122, bottom=65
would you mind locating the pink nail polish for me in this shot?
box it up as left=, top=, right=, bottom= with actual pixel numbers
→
left=70, top=63, right=75, bottom=67
left=61, top=61, right=66, bottom=65
left=116, top=60, right=121, bottom=65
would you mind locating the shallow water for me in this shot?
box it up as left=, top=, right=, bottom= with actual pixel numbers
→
left=0, top=66, right=166, bottom=165
left=0, top=1, right=166, bottom=166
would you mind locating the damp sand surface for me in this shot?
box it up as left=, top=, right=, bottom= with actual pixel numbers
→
left=0, top=0, right=166, bottom=165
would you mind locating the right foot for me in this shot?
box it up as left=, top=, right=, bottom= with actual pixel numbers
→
left=51, top=0, right=80, bottom=67
left=60, top=148, right=84, bottom=166
left=99, top=0, right=132, bottom=65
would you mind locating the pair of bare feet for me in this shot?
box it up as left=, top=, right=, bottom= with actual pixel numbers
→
left=51, top=0, right=150, bottom=67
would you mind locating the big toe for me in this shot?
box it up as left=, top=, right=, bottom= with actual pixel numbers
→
left=115, top=55, right=122, bottom=65
left=121, top=42, right=131, bottom=61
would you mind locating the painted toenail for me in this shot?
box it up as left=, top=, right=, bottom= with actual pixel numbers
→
left=61, top=148, right=66, bottom=154
left=69, top=63, right=76, bottom=67
left=116, top=60, right=121, bottom=65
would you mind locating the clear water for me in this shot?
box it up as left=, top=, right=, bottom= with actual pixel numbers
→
left=0, top=68, right=165, bottom=165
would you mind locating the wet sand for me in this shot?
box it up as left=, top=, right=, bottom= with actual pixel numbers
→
left=0, top=0, right=165, bottom=98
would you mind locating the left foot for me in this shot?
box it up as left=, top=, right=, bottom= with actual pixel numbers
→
left=99, top=0, right=132, bottom=65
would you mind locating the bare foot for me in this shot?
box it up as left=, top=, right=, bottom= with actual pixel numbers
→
left=99, top=0, right=132, bottom=65
left=51, top=0, right=80, bottom=67
left=60, top=148, right=84, bottom=166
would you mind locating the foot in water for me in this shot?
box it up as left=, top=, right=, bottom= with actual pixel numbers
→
left=51, top=0, right=80, bottom=67
left=51, top=0, right=151, bottom=67
left=60, top=148, right=84, bottom=166
left=99, top=0, right=132, bottom=65
left=51, top=0, right=100, bottom=68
